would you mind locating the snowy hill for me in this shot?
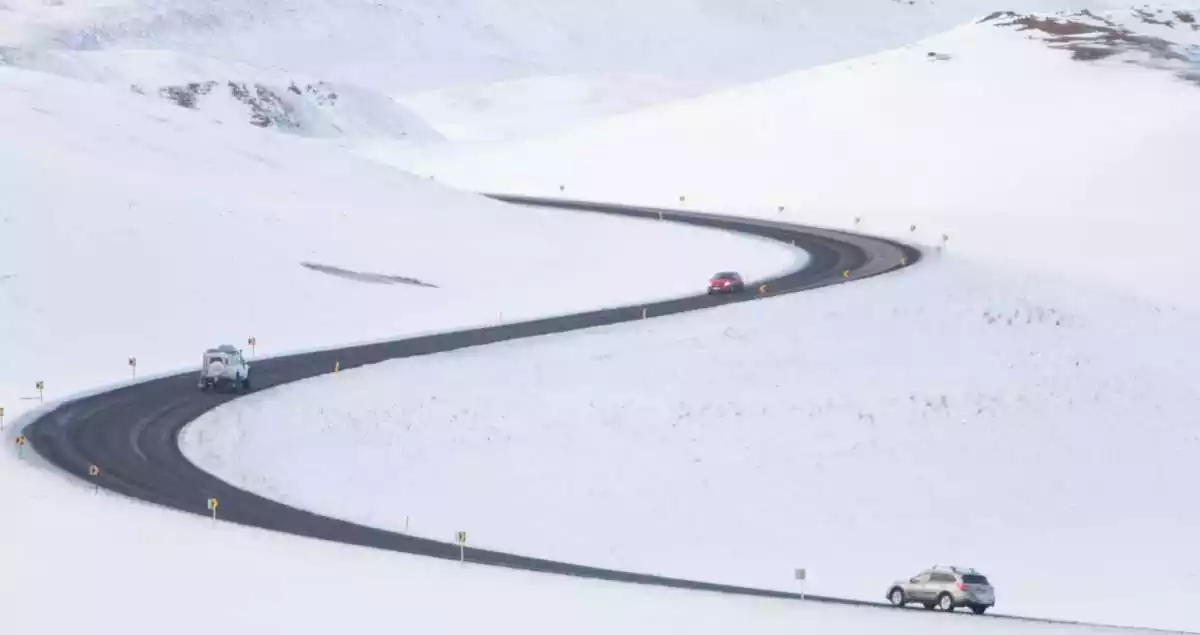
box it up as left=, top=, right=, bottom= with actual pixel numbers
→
left=180, top=7, right=1200, bottom=633
left=2, top=0, right=1156, bottom=139
left=0, top=64, right=797, bottom=421
left=3, top=0, right=1125, bottom=84
left=1, top=439, right=1156, bottom=635
left=418, top=6, right=1200, bottom=308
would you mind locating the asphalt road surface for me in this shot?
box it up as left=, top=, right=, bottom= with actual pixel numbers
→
left=25, top=195, right=1185, bottom=632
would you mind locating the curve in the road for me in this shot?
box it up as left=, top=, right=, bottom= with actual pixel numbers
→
left=26, top=195, right=1181, bottom=633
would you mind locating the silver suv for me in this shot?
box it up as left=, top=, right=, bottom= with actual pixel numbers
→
left=197, top=344, right=252, bottom=392
left=886, top=565, right=995, bottom=614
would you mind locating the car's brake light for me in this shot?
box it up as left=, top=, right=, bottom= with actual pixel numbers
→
left=957, top=582, right=967, bottom=591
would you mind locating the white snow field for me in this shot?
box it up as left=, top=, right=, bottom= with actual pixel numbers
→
left=0, top=64, right=800, bottom=423
left=183, top=7, right=1200, bottom=634
left=183, top=255, right=1200, bottom=632
left=0, top=449, right=1162, bottom=635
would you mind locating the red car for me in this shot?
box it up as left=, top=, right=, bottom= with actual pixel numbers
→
left=707, top=271, right=745, bottom=294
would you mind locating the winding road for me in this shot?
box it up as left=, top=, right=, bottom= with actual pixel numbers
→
left=25, top=195, right=1180, bottom=632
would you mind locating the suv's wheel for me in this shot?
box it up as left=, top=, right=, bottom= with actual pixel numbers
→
left=970, top=604, right=988, bottom=615
left=937, top=593, right=955, bottom=612
left=241, top=376, right=251, bottom=391
left=888, top=588, right=906, bottom=607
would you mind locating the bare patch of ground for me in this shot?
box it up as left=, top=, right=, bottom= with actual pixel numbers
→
left=300, top=262, right=438, bottom=288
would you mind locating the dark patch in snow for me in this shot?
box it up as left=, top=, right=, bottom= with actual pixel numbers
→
left=1071, top=46, right=1120, bottom=62
left=300, top=262, right=439, bottom=288
left=227, top=81, right=301, bottom=129
left=1133, top=8, right=1175, bottom=29
left=148, top=79, right=340, bottom=130
left=158, top=81, right=218, bottom=109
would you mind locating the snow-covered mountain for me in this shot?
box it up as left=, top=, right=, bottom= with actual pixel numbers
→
left=2, top=0, right=1160, bottom=138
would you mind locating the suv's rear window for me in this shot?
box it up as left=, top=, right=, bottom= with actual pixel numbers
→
left=962, top=574, right=989, bottom=585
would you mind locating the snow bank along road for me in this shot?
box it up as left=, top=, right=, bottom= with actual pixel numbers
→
left=25, top=192, right=1145, bottom=628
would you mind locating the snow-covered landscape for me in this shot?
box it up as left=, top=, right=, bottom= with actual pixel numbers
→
left=6, top=0, right=1200, bottom=633
left=413, top=6, right=1200, bottom=308
left=0, top=65, right=799, bottom=419
left=184, top=252, right=1200, bottom=630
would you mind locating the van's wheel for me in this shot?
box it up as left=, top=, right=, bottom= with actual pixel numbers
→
left=888, top=588, right=906, bottom=607
left=241, top=377, right=251, bottom=392
left=937, top=593, right=955, bottom=612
